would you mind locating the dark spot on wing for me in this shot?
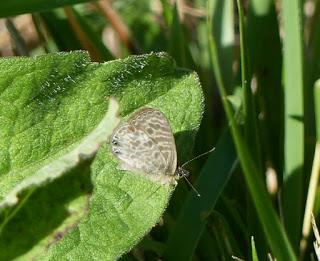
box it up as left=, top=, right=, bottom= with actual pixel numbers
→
left=146, top=128, right=154, bottom=135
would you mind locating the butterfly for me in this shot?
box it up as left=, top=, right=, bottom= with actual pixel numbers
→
left=110, top=107, right=189, bottom=185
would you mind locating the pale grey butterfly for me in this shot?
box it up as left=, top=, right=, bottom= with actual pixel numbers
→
left=110, top=107, right=212, bottom=196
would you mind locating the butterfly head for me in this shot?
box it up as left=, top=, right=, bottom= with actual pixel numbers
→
left=176, top=167, right=200, bottom=197
left=176, top=167, right=190, bottom=179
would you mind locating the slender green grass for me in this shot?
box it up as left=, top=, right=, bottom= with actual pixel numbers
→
left=251, top=237, right=259, bottom=261
left=316, top=82, right=320, bottom=141
left=237, top=0, right=262, bottom=174
left=246, top=0, right=283, bottom=257
left=282, top=0, right=304, bottom=252
left=164, top=129, right=237, bottom=260
left=207, top=0, right=296, bottom=259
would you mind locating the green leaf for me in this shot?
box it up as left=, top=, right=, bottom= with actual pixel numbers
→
left=0, top=0, right=95, bottom=18
left=0, top=51, right=204, bottom=260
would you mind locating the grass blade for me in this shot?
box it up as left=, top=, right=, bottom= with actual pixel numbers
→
left=251, top=236, right=259, bottom=261
left=301, top=80, right=320, bottom=255
left=208, top=1, right=296, bottom=259
left=316, top=81, right=320, bottom=141
left=164, top=129, right=237, bottom=260
left=208, top=0, right=234, bottom=91
left=304, top=0, right=320, bottom=176
left=168, top=4, right=187, bottom=67
left=247, top=0, right=283, bottom=176
left=282, top=0, right=304, bottom=251
left=237, top=0, right=261, bottom=173
left=246, top=0, right=283, bottom=257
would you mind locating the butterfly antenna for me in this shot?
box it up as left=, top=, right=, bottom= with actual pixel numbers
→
left=183, top=176, right=201, bottom=197
left=181, top=147, right=215, bottom=168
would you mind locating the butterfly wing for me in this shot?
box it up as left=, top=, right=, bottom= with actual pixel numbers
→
left=129, top=108, right=177, bottom=176
left=110, top=108, right=177, bottom=180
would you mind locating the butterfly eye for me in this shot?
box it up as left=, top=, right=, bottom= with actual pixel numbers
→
left=112, top=139, right=119, bottom=145
left=113, top=148, right=121, bottom=154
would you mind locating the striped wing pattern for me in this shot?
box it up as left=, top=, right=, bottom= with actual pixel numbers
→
left=110, top=108, right=177, bottom=182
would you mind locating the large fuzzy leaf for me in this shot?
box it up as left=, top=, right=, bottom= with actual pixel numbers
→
left=0, top=51, right=204, bottom=260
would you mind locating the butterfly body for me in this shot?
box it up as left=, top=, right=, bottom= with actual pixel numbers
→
left=110, top=107, right=187, bottom=185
